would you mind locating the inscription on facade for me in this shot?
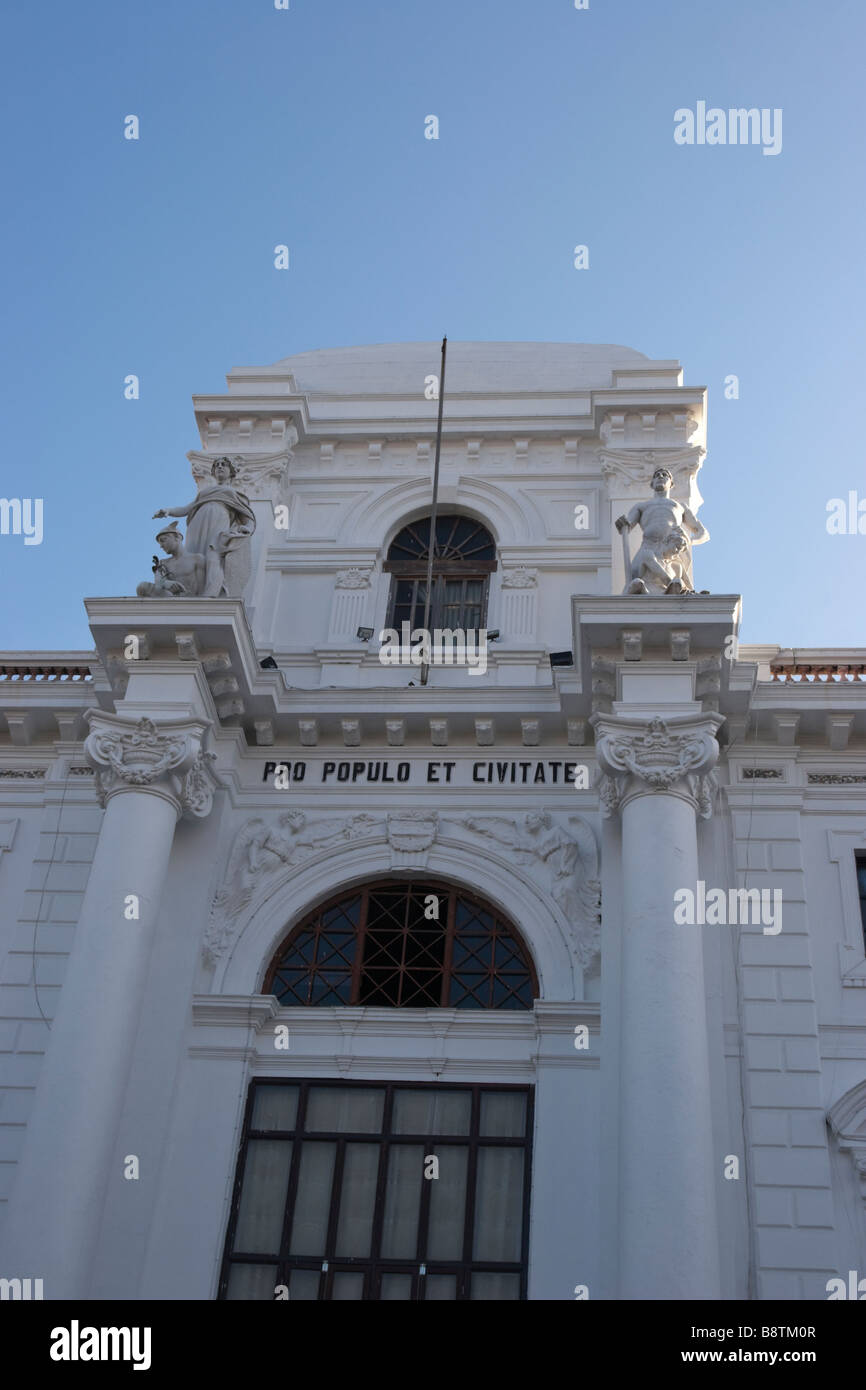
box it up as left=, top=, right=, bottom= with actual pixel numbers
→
left=261, top=758, right=587, bottom=786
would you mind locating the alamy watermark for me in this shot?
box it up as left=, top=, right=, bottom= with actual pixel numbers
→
left=674, top=881, right=782, bottom=935
left=379, top=624, right=488, bottom=675
left=674, top=103, right=782, bottom=156
left=0, top=498, right=43, bottom=545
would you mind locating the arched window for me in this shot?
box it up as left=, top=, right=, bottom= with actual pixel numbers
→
left=263, top=880, right=537, bottom=1009
left=384, top=515, right=496, bottom=632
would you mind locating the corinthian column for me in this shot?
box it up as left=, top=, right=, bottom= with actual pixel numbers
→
left=2, top=712, right=218, bottom=1299
left=592, top=711, right=723, bottom=1300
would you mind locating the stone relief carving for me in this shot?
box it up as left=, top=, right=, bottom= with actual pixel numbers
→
left=446, top=810, right=602, bottom=968
left=386, top=811, right=439, bottom=852
left=615, top=466, right=708, bottom=595
left=203, top=806, right=601, bottom=970
left=335, top=568, right=373, bottom=589
left=501, top=568, right=538, bottom=589
left=204, top=811, right=384, bottom=963
left=148, top=456, right=256, bottom=598
left=808, top=773, right=866, bottom=785
left=85, top=715, right=218, bottom=817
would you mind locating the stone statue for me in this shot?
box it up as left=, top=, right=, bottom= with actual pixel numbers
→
left=615, top=466, right=708, bottom=595
left=153, top=456, right=256, bottom=598
left=136, top=521, right=205, bottom=597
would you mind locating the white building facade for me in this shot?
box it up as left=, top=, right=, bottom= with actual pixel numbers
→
left=1, top=341, right=864, bottom=1302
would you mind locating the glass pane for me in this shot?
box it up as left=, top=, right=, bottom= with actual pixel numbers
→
left=381, top=1144, right=424, bottom=1259
left=425, top=1274, right=457, bottom=1300
left=427, top=1146, right=468, bottom=1260
left=470, top=1272, right=520, bottom=1300
left=289, top=1142, right=336, bottom=1256
left=473, top=1148, right=524, bottom=1262
left=335, top=1143, right=380, bottom=1257
left=234, top=1140, right=292, bottom=1254
left=479, top=1091, right=527, bottom=1138
left=380, top=1273, right=413, bottom=1300
left=288, top=1269, right=321, bottom=1301
left=392, top=1089, right=471, bottom=1136
left=305, top=1086, right=384, bottom=1134
left=332, top=1272, right=365, bottom=1300
left=225, top=1263, right=279, bottom=1300
left=251, top=1085, right=299, bottom=1132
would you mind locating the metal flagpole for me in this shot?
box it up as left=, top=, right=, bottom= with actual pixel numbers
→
left=420, top=336, right=447, bottom=686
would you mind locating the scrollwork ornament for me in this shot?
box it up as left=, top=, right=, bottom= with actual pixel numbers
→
left=84, top=713, right=214, bottom=815
left=592, top=713, right=722, bottom=816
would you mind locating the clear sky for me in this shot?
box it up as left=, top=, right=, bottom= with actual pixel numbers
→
left=1, top=0, right=863, bottom=651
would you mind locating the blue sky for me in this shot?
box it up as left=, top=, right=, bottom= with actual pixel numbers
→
left=1, top=0, right=863, bottom=651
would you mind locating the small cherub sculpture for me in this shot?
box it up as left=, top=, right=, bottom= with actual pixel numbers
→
left=136, top=521, right=205, bottom=597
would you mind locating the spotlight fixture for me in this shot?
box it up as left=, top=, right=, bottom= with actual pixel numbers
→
left=549, top=650, right=574, bottom=667
left=356, top=626, right=374, bottom=641
left=259, top=656, right=278, bottom=670
left=487, top=630, right=500, bottom=642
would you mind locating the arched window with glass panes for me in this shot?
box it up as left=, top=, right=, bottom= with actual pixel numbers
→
left=219, top=880, right=536, bottom=1300
left=384, top=514, right=497, bottom=632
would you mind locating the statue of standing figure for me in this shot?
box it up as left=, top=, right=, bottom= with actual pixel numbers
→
left=615, top=466, right=708, bottom=595
left=152, top=457, right=256, bottom=598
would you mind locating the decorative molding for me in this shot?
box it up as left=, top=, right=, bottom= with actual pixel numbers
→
left=450, top=811, right=601, bottom=968
left=740, top=767, right=784, bottom=780
left=387, top=811, right=439, bottom=868
left=0, top=768, right=46, bottom=779
left=592, top=712, right=722, bottom=818
left=501, top=567, right=538, bottom=589
left=204, top=811, right=385, bottom=964
left=188, top=447, right=293, bottom=501
left=598, top=445, right=705, bottom=494
left=826, top=827, right=866, bottom=988
left=809, top=773, right=866, bottom=786
left=335, top=567, right=373, bottom=589
left=84, top=713, right=218, bottom=818
left=827, top=1080, right=866, bottom=1213
left=203, top=806, right=602, bottom=972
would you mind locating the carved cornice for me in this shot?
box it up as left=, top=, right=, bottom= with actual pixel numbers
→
left=188, top=448, right=293, bottom=501
left=591, top=712, right=722, bottom=818
left=84, top=712, right=218, bottom=819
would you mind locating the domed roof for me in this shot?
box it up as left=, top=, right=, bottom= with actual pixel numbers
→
left=269, top=341, right=657, bottom=394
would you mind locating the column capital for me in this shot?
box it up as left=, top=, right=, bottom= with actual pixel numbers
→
left=591, top=710, right=723, bottom=819
left=83, top=711, right=219, bottom=818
